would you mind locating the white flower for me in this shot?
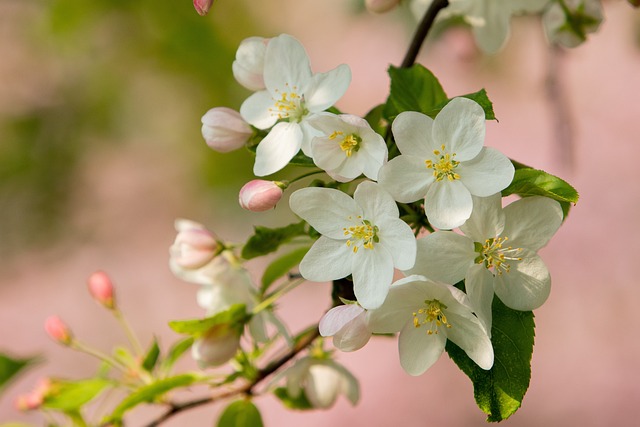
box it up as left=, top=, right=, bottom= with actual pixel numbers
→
left=308, top=113, right=388, bottom=182
left=319, top=304, right=372, bottom=352
left=282, top=356, right=359, bottom=409
left=232, top=36, right=269, bottom=91
left=240, top=34, right=351, bottom=176
left=542, top=0, right=603, bottom=48
left=289, top=181, right=416, bottom=309
left=408, top=193, right=563, bottom=332
left=378, top=97, right=514, bottom=230
left=369, top=275, right=493, bottom=376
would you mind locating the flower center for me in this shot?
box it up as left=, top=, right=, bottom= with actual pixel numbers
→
left=271, top=85, right=308, bottom=122
left=413, top=299, right=452, bottom=335
left=329, top=131, right=361, bottom=157
left=425, top=145, right=460, bottom=181
left=343, top=217, right=379, bottom=253
left=474, top=236, right=523, bottom=275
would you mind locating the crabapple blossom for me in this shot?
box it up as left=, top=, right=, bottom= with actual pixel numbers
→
left=191, top=325, right=242, bottom=368
left=290, top=181, right=416, bottom=309
left=408, top=193, right=563, bottom=332
left=240, top=34, right=351, bottom=176
left=543, top=0, right=603, bottom=48
left=308, top=113, right=387, bottom=182
left=378, top=97, right=514, bottom=230
left=201, top=107, right=252, bottom=153
left=170, top=219, right=220, bottom=274
left=232, top=36, right=269, bottom=91
left=239, top=179, right=285, bottom=212
left=369, top=275, right=494, bottom=375
left=319, top=304, right=372, bottom=352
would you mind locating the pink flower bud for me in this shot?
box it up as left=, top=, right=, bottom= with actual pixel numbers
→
left=193, top=0, right=214, bottom=16
left=87, top=271, right=116, bottom=309
left=44, top=316, right=72, bottom=345
left=239, top=180, right=284, bottom=212
left=232, top=37, right=269, bottom=91
left=365, top=0, right=400, bottom=13
left=170, top=219, right=219, bottom=269
left=201, top=107, right=252, bottom=153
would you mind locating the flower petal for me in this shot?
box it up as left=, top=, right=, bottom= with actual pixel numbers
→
left=378, top=156, right=434, bottom=203
left=398, top=319, right=446, bottom=376
left=409, top=231, right=475, bottom=283
left=458, top=147, right=515, bottom=196
left=494, top=250, right=551, bottom=311
left=299, top=237, right=353, bottom=282
left=306, top=363, right=342, bottom=409
left=459, top=193, right=505, bottom=241
left=425, top=179, right=473, bottom=230
left=377, top=217, right=416, bottom=271
left=352, top=247, right=394, bottom=309
left=392, top=111, right=436, bottom=156
left=240, top=90, right=279, bottom=129
left=289, top=187, right=361, bottom=238
left=319, top=304, right=365, bottom=337
left=353, top=181, right=399, bottom=221
left=445, top=310, right=494, bottom=370
left=332, top=311, right=371, bottom=352
left=470, top=5, right=511, bottom=54
left=254, top=122, right=302, bottom=176
left=501, top=196, right=563, bottom=251
left=432, top=97, right=485, bottom=161
left=305, top=64, right=351, bottom=112
left=464, top=264, right=496, bottom=334
left=263, top=34, right=312, bottom=92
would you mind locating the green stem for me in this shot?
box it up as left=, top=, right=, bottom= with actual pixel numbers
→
left=287, top=169, right=324, bottom=185
left=113, top=308, right=144, bottom=356
left=71, top=341, right=128, bottom=372
left=253, top=278, right=304, bottom=315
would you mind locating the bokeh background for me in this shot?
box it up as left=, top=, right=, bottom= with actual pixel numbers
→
left=1, top=0, right=640, bottom=425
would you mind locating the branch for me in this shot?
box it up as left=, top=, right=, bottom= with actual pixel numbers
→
left=400, top=0, right=450, bottom=68
left=143, top=325, right=320, bottom=427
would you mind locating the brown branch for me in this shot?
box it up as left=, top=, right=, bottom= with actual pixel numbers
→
left=400, top=0, right=450, bottom=68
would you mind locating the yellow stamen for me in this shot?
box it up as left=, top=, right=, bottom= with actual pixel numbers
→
left=412, top=299, right=452, bottom=335
left=425, top=144, right=460, bottom=181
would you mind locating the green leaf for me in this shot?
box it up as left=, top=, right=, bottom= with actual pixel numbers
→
left=42, top=378, right=111, bottom=412
left=142, top=338, right=160, bottom=373
left=161, top=336, right=194, bottom=372
left=428, top=89, right=497, bottom=120
left=363, top=103, right=388, bottom=136
left=502, top=167, right=579, bottom=218
left=446, top=297, right=535, bottom=422
left=288, top=151, right=315, bottom=166
left=273, top=387, right=313, bottom=410
left=241, top=221, right=308, bottom=260
left=217, top=399, right=264, bottom=427
left=384, top=64, right=448, bottom=120
left=261, top=246, right=310, bottom=293
left=107, top=374, right=199, bottom=422
left=168, top=304, right=248, bottom=336
left=0, top=353, right=39, bottom=394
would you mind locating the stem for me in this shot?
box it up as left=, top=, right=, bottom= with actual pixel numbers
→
left=400, top=0, right=450, bottom=68
left=71, top=341, right=128, bottom=372
left=287, top=169, right=325, bottom=185
left=253, top=278, right=304, bottom=314
left=113, top=308, right=144, bottom=356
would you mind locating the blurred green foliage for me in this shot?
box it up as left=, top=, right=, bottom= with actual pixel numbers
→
left=0, top=0, right=263, bottom=256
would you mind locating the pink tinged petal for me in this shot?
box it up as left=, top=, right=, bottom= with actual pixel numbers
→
left=253, top=122, right=302, bottom=176
left=305, top=64, right=352, bottom=112
left=263, top=34, right=312, bottom=92
left=458, top=147, right=515, bottom=196
left=392, top=111, right=436, bottom=156
left=409, top=232, right=475, bottom=283
left=399, top=319, right=447, bottom=376
left=501, top=196, right=563, bottom=251
left=376, top=217, right=417, bottom=271
left=465, top=264, right=496, bottom=335
left=432, top=97, right=485, bottom=161
left=460, top=193, right=505, bottom=242
left=299, top=237, right=353, bottom=282
left=240, top=90, right=278, bottom=129
left=319, top=304, right=365, bottom=336
left=232, top=37, right=268, bottom=91
left=352, top=246, right=394, bottom=309
left=289, top=187, right=361, bottom=238
left=444, top=311, right=494, bottom=370
left=494, top=250, right=551, bottom=311
left=353, top=181, right=399, bottom=221
left=425, top=180, right=473, bottom=230
left=328, top=309, right=372, bottom=352
left=377, top=156, right=435, bottom=203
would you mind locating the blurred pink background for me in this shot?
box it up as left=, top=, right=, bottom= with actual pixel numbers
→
left=2, top=1, right=640, bottom=426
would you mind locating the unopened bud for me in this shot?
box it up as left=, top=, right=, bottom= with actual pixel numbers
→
left=193, top=0, right=214, bottom=16
left=365, top=0, right=400, bottom=13
left=201, top=107, right=252, bottom=153
left=232, top=37, right=269, bottom=91
left=44, top=316, right=72, bottom=345
left=192, top=326, right=241, bottom=368
left=239, top=180, right=285, bottom=212
left=170, top=219, right=219, bottom=269
left=88, top=271, right=116, bottom=309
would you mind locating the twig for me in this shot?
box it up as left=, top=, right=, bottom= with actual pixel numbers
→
left=401, top=0, right=450, bottom=68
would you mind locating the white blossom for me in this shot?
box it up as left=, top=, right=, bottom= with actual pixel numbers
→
left=319, top=304, right=372, bottom=352
left=232, top=36, right=269, bottom=91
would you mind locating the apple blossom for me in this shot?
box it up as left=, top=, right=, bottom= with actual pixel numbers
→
left=239, top=179, right=285, bottom=212
left=240, top=34, right=351, bottom=176
left=369, top=275, right=494, bottom=375
left=201, top=107, right=252, bottom=153
left=319, top=304, right=372, bottom=352
left=308, top=113, right=388, bottom=182
left=170, top=219, right=219, bottom=274
left=408, top=194, right=563, bottom=332
left=378, top=97, right=514, bottom=230
left=543, top=0, right=603, bottom=48
left=191, top=325, right=242, bottom=368
left=290, top=181, right=416, bottom=309
left=282, top=356, right=359, bottom=409
left=232, top=36, right=269, bottom=91
left=87, top=271, right=115, bottom=310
